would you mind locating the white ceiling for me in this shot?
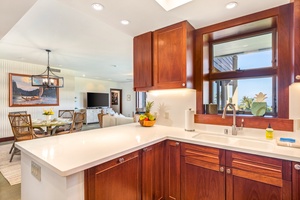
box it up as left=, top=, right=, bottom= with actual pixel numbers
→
left=0, top=0, right=289, bottom=82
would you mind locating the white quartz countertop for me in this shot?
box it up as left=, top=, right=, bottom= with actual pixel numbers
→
left=16, top=123, right=300, bottom=177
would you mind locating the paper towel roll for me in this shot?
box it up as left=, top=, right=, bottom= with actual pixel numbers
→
left=185, top=108, right=195, bottom=132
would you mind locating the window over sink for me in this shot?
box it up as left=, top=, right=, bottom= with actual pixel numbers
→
left=210, top=31, right=277, bottom=116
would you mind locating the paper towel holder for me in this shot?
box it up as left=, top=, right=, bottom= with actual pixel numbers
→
left=185, top=108, right=195, bottom=132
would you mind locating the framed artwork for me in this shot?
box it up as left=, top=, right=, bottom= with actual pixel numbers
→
left=111, top=91, right=118, bottom=105
left=9, top=73, right=59, bottom=107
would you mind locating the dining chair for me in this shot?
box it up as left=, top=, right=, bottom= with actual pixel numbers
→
left=8, top=113, right=48, bottom=162
left=58, top=110, right=75, bottom=119
left=54, top=111, right=85, bottom=135
left=72, top=111, right=85, bottom=132
left=8, top=111, right=27, bottom=155
left=55, top=110, right=75, bottom=133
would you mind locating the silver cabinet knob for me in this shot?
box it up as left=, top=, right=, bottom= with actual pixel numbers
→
left=175, top=142, right=180, bottom=146
left=118, top=158, right=125, bottom=163
left=296, top=75, right=300, bottom=80
left=182, top=83, right=186, bottom=87
left=219, top=166, right=224, bottom=172
left=295, top=164, right=300, bottom=170
left=226, top=168, right=231, bottom=174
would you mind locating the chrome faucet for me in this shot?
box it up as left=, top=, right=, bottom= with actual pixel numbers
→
left=222, top=103, right=241, bottom=135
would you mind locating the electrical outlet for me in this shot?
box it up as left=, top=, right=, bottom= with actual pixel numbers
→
left=31, top=161, right=41, bottom=181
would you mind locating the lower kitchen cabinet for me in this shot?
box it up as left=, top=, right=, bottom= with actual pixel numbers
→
left=164, top=140, right=181, bottom=200
left=141, top=142, right=164, bottom=200
left=226, top=151, right=292, bottom=200
left=84, top=140, right=296, bottom=200
left=181, top=143, right=226, bottom=200
left=180, top=143, right=292, bottom=200
left=293, top=162, right=300, bottom=200
left=85, top=151, right=141, bottom=200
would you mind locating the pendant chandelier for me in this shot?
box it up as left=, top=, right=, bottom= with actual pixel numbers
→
left=31, top=49, right=64, bottom=88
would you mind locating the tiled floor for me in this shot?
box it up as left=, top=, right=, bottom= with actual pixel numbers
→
left=0, top=123, right=100, bottom=200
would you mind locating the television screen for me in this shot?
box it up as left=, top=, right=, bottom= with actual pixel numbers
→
left=87, top=92, right=109, bottom=108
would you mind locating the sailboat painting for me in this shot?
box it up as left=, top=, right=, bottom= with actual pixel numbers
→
left=9, top=73, right=59, bottom=107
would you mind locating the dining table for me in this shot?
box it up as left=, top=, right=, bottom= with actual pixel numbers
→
left=32, top=118, right=73, bottom=135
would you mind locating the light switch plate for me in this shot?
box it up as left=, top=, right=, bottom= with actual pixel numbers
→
left=31, top=161, right=41, bottom=181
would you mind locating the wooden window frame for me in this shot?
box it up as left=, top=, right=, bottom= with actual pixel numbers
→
left=194, top=4, right=294, bottom=131
left=209, top=29, right=277, bottom=116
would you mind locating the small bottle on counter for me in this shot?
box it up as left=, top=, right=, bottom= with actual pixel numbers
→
left=266, top=123, right=274, bottom=139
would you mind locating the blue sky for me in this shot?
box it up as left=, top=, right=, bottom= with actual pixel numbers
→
left=237, top=50, right=273, bottom=106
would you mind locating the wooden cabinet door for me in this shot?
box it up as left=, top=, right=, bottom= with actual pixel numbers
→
left=133, top=32, right=153, bottom=91
left=293, top=0, right=300, bottom=82
left=180, top=143, right=226, bottom=200
left=164, top=140, right=181, bottom=200
left=141, top=142, right=164, bottom=200
left=292, top=162, right=300, bottom=200
left=226, top=151, right=292, bottom=200
left=153, top=21, right=194, bottom=89
left=85, top=151, right=141, bottom=200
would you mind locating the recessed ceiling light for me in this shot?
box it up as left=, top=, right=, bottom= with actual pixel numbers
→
left=92, top=3, right=104, bottom=11
left=120, top=20, right=130, bottom=25
left=82, top=74, right=86, bottom=77
left=155, top=0, right=192, bottom=11
left=226, top=2, right=238, bottom=9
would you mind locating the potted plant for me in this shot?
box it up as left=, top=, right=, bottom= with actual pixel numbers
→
left=43, top=108, right=54, bottom=121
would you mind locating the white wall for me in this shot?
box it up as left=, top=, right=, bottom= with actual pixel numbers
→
left=121, top=82, right=136, bottom=117
left=147, top=89, right=196, bottom=128
left=0, top=59, right=135, bottom=139
left=74, top=77, right=135, bottom=117
left=289, top=83, right=300, bottom=132
left=0, top=59, right=75, bottom=138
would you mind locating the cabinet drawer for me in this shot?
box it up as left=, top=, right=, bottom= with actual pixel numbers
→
left=93, top=151, right=139, bottom=173
left=181, top=143, right=225, bottom=170
left=226, top=151, right=291, bottom=186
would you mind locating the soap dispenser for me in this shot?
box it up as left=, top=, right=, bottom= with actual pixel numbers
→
left=266, top=123, right=274, bottom=139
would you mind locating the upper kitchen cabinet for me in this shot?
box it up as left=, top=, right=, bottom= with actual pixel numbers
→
left=133, top=21, right=195, bottom=91
left=293, top=0, right=300, bottom=82
left=153, top=21, right=195, bottom=89
left=133, top=32, right=153, bottom=91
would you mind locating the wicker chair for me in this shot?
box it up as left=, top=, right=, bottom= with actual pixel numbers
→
left=54, top=110, right=75, bottom=133
left=8, top=113, right=47, bottom=162
left=72, top=111, right=85, bottom=132
left=58, top=110, right=75, bottom=119
left=55, top=111, right=85, bottom=135
left=8, top=111, right=27, bottom=154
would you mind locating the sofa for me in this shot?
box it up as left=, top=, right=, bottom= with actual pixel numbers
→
left=99, top=113, right=135, bottom=128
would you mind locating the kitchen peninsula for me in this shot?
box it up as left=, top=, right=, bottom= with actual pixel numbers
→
left=16, top=123, right=300, bottom=200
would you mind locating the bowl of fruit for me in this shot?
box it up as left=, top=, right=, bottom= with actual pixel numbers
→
left=139, top=101, right=156, bottom=127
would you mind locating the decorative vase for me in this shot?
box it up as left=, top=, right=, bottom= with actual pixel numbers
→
left=251, top=102, right=267, bottom=116
left=45, top=115, right=52, bottom=122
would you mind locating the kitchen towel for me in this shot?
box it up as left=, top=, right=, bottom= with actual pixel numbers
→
left=185, top=108, right=195, bottom=132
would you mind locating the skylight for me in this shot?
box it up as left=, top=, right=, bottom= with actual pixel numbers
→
left=155, top=0, right=192, bottom=11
